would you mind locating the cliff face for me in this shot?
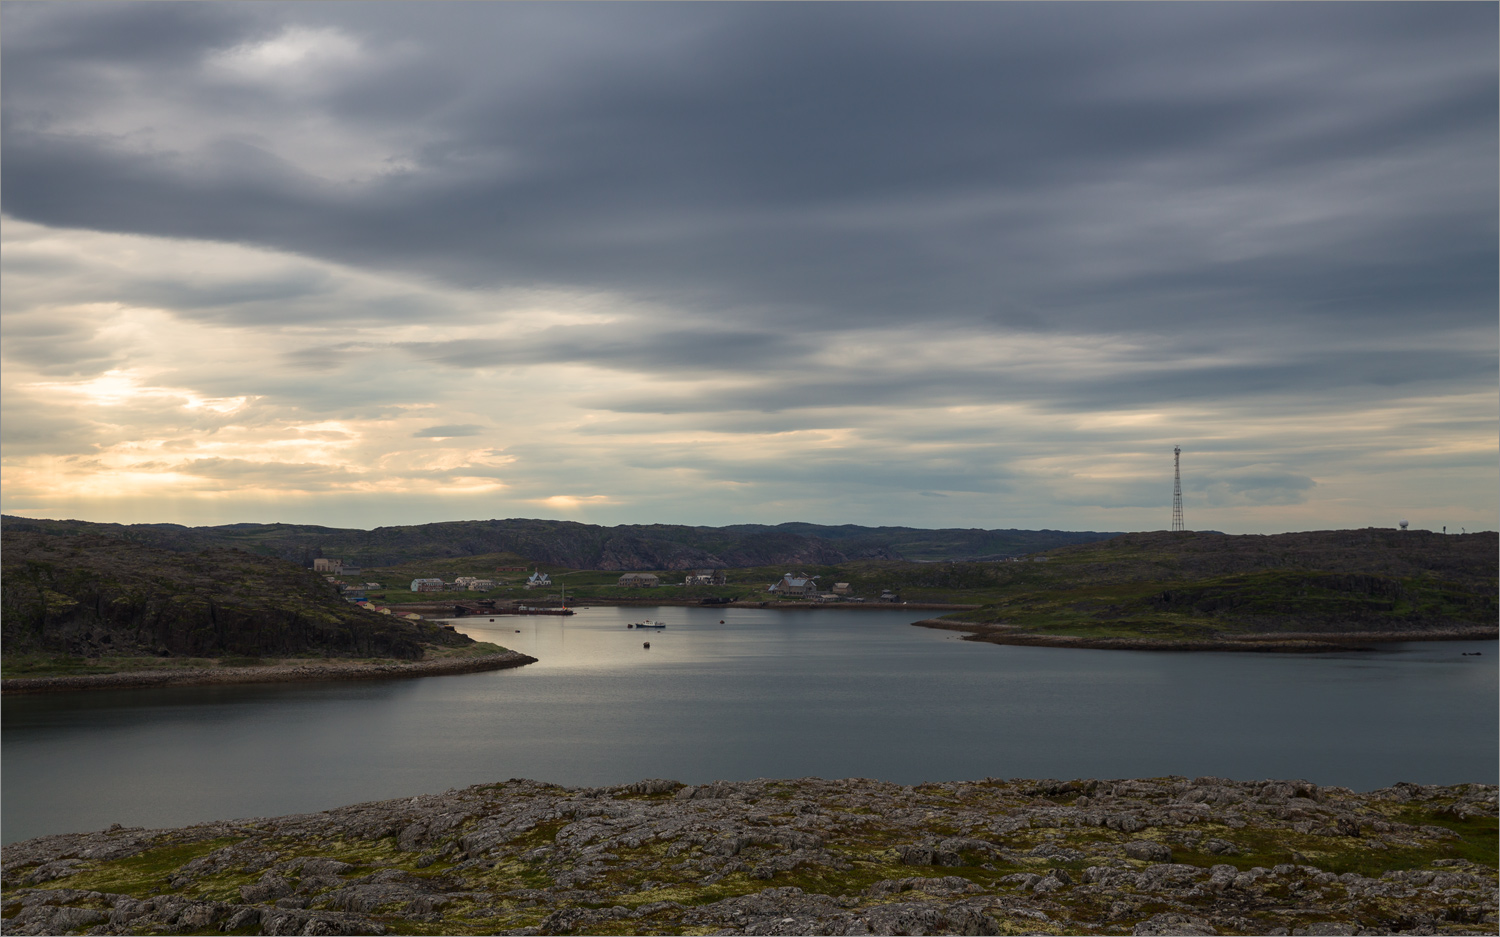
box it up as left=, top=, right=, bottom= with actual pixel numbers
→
left=0, top=516, right=1122, bottom=570
left=0, top=530, right=471, bottom=661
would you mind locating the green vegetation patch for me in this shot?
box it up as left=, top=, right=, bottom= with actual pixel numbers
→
left=15, top=837, right=240, bottom=898
left=1164, top=816, right=1497, bottom=878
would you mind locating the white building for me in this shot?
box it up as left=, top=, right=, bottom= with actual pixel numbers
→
left=410, top=578, right=445, bottom=592
left=526, top=570, right=551, bottom=588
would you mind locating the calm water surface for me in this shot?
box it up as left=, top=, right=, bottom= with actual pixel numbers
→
left=3, top=606, right=1494, bottom=843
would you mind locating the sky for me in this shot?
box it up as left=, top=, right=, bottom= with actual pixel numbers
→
left=1, top=2, right=1495, bottom=535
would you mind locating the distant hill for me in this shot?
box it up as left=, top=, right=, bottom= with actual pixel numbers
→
left=933, top=528, right=1498, bottom=643
left=0, top=516, right=1123, bottom=570
left=1, top=529, right=473, bottom=663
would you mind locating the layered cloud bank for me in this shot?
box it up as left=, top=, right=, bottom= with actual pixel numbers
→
left=2, top=3, right=1495, bottom=533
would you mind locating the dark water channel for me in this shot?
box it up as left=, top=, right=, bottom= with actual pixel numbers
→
left=3, top=606, right=1495, bottom=844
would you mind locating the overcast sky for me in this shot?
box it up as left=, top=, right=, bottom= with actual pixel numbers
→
left=2, top=2, right=1495, bottom=534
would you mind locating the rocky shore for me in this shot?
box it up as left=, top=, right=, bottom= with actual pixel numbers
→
left=0, top=650, right=536, bottom=696
left=3, top=775, right=1494, bottom=936
left=913, top=620, right=1500, bottom=653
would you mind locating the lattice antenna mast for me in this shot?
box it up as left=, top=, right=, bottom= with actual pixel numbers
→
left=1171, top=446, right=1185, bottom=532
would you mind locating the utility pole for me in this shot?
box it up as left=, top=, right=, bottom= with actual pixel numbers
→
left=1171, top=447, right=1184, bottom=532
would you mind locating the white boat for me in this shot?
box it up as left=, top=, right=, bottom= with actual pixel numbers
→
left=628, top=620, right=666, bottom=629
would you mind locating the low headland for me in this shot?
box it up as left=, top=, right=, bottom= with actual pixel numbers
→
left=911, top=529, right=1497, bottom=652
left=3, top=774, right=1495, bottom=936
left=0, top=646, right=535, bottom=696
left=913, top=620, right=1496, bottom=654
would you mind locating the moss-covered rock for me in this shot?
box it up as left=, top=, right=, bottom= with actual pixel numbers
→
left=2, top=776, right=1494, bottom=935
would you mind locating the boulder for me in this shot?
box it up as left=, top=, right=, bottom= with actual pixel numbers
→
left=1125, top=840, right=1173, bottom=862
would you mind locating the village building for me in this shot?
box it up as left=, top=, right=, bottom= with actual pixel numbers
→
left=526, top=570, right=551, bottom=588
left=465, top=579, right=496, bottom=591
left=410, top=578, right=445, bottom=592
left=618, top=573, right=660, bottom=587
left=832, top=582, right=851, bottom=594
left=313, top=558, right=343, bottom=573
left=684, top=568, right=726, bottom=585
left=767, top=573, right=819, bottom=597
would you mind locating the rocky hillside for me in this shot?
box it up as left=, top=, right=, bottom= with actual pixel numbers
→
left=2, top=775, right=1494, bottom=935
left=0, top=516, right=1121, bottom=570
left=0, top=529, right=473, bottom=664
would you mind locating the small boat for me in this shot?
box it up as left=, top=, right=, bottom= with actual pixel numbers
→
left=643, top=641, right=651, bottom=648
left=628, top=620, right=666, bottom=629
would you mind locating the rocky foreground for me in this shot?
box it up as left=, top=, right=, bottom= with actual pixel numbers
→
left=2, top=776, right=1495, bottom=937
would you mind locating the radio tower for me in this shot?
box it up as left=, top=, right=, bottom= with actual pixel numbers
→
left=1171, top=446, right=1185, bottom=532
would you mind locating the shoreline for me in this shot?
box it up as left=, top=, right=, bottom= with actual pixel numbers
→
left=468, top=598, right=982, bottom=611
left=0, top=649, right=537, bottom=696
left=913, top=618, right=1500, bottom=652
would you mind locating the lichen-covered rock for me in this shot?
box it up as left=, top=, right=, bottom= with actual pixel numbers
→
left=1125, top=840, right=1174, bottom=862
left=2, top=775, right=1495, bottom=935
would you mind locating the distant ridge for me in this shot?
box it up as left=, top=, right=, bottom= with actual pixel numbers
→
left=0, top=516, right=1123, bottom=570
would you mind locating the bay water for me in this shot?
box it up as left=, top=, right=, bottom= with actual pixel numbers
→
left=3, top=606, right=1494, bottom=844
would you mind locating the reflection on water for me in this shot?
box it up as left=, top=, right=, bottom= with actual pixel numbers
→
left=3, top=606, right=1494, bottom=843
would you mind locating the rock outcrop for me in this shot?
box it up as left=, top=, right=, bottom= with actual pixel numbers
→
left=3, top=775, right=1494, bottom=935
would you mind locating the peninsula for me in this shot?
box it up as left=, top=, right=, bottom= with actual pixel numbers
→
left=3, top=775, right=1494, bottom=935
left=0, top=528, right=534, bottom=693
left=914, top=529, right=1497, bottom=652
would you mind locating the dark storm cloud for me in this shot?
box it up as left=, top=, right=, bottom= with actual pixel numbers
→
left=3, top=1, right=1494, bottom=349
